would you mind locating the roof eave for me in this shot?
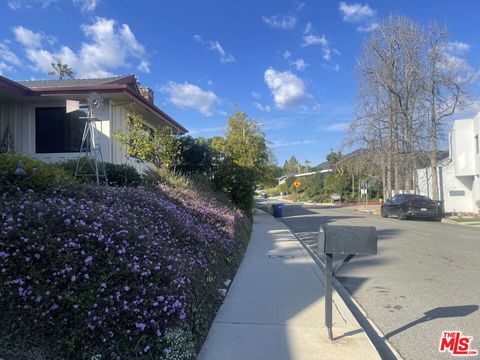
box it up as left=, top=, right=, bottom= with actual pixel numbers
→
left=25, top=84, right=188, bottom=134
left=0, top=75, right=34, bottom=96
left=123, top=88, right=187, bottom=134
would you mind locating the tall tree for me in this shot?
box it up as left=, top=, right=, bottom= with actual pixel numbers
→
left=349, top=15, right=471, bottom=199
left=211, top=110, right=270, bottom=212
left=48, top=61, right=74, bottom=80
left=424, top=22, right=472, bottom=200
left=283, top=155, right=299, bottom=174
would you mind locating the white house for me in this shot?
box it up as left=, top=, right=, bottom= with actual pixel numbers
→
left=0, top=75, right=187, bottom=171
left=417, top=115, right=480, bottom=214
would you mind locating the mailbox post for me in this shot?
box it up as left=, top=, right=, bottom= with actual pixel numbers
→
left=318, top=224, right=377, bottom=340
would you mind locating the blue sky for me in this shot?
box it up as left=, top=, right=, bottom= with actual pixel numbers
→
left=1, top=0, right=480, bottom=166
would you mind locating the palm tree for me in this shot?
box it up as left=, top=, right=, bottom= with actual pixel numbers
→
left=48, top=61, right=74, bottom=80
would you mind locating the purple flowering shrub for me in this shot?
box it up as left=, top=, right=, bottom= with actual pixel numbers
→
left=0, top=183, right=251, bottom=359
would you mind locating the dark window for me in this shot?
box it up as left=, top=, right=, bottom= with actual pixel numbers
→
left=475, top=135, right=479, bottom=154
left=36, top=107, right=87, bottom=153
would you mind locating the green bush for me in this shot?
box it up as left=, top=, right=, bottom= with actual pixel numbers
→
left=213, top=161, right=256, bottom=215
left=143, top=167, right=192, bottom=188
left=59, top=159, right=141, bottom=187
left=0, top=153, right=71, bottom=191
left=103, top=163, right=142, bottom=186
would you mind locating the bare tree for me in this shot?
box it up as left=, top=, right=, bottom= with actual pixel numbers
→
left=348, top=16, right=472, bottom=200
left=423, top=22, right=472, bottom=200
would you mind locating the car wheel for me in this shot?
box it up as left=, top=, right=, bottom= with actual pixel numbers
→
left=381, top=208, right=388, bottom=218
left=398, top=209, right=407, bottom=220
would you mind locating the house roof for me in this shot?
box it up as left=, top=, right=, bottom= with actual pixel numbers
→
left=17, top=75, right=135, bottom=89
left=0, top=74, right=187, bottom=134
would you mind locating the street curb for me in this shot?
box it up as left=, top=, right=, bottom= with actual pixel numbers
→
left=277, top=214, right=404, bottom=360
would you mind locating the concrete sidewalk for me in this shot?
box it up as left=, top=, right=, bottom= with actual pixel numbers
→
left=197, top=210, right=380, bottom=360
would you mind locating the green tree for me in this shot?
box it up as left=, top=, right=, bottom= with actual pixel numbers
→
left=212, top=110, right=269, bottom=213
left=48, top=61, right=74, bottom=79
left=326, top=150, right=343, bottom=173
left=113, top=113, right=182, bottom=170
left=283, top=155, right=299, bottom=174
left=176, top=136, right=214, bottom=175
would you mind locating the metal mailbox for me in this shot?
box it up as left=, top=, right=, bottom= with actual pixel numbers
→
left=318, top=224, right=377, bottom=341
left=318, top=224, right=377, bottom=255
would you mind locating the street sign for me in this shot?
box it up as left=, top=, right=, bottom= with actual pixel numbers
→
left=293, top=181, right=301, bottom=188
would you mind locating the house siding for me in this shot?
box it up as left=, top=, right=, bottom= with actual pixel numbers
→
left=0, top=99, right=113, bottom=164
left=417, top=115, right=480, bottom=214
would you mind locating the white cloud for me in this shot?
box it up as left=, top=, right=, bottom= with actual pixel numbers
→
left=447, top=41, right=471, bottom=55
left=7, top=0, right=98, bottom=11
left=290, top=58, right=308, bottom=71
left=0, top=62, right=14, bottom=75
left=339, top=2, right=378, bottom=32
left=0, top=43, right=21, bottom=66
left=262, top=14, right=297, bottom=29
left=193, top=35, right=234, bottom=63
left=73, top=0, right=99, bottom=13
left=251, top=91, right=262, bottom=99
left=209, top=40, right=235, bottom=63
left=189, top=126, right=225, bottom=136
left=161, top=81, right=220, bottom=116
left=302, top=23, right=334, bottom=61
left=13, top=26, right=43, bottom=48
left=325, top=122, right=350, bottom=132
left=302, top=33, right=328, bottom=47
left=7, top=0, right=23, bottom=9
left=339, top=2, right=375, bottom=23
left=357, top=22, right=379, bottom=32
left=270, top=139, right=317, bottom=147
left=6, top=0, right=58, bottom=10
left=13, top=18, right=150, bottom=78
left=264, top=67, right=312, bottom=109
left=282, top=50, right=291, bottom=59
left=253, top=102, right=271, bottom=112
left=295, top=1, right=306, bottom=11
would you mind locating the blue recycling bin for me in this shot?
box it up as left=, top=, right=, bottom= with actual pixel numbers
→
left=271, top=203, right=284, bottom=218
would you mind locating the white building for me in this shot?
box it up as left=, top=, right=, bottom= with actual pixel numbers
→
left=417, top=115, right=480, bottom=214
left=0, top=75, right=187, bottom=171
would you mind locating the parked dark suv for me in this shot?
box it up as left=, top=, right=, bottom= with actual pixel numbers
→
left=381, top=194, right=443, bottom=220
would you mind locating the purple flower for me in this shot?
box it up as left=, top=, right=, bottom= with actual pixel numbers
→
left=64, top=218, right=71, bottom=225
left=135, top=322, right=146, bottom=331
left=71, top=275, right=76, bottom=282
left=84, top=256, right=93, bottom=265
left=143, top=345, right=150, bottom=353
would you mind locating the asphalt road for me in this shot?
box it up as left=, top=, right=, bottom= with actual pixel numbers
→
left=277, top=203, right=480, bottom=360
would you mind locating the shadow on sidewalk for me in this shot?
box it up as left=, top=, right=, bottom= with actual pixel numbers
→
left=384, top=305, right=479, bottom=339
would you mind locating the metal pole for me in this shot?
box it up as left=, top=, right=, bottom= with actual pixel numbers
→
left=325, top=253, right=333, bottom=340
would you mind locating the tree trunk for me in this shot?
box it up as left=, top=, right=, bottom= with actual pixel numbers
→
left=430, top=65, right=439, bottom=200
left=431, top=115, right=439, bottom=200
